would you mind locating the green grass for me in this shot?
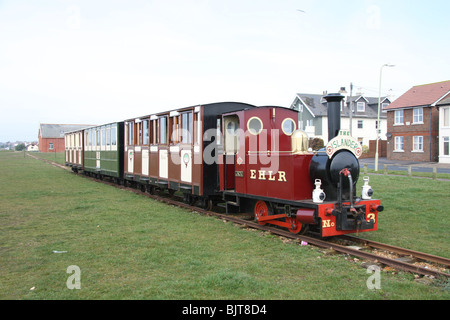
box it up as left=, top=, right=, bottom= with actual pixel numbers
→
left=0, top=150, right=449, bottom=300
left=29, top=151, right=65, bottom=165
left=356, top=174, right=450, bottom=258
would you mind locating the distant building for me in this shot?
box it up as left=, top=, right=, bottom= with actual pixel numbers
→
left=290, top=93, right=390, bottom=146
left=38, top=124, right=93, bottom=153
left=384, top=80, right=450, bottom=162
left=27, top=144, right=39, bottom=152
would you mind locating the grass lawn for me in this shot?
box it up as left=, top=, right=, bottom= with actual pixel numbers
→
left=0, top=150, right=449, bottom=300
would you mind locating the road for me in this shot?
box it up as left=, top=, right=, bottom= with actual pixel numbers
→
left=358, top=158, right=450, bottom=175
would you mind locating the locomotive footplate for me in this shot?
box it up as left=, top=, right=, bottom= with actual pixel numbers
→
left=332, top=204, right=374, bottom=231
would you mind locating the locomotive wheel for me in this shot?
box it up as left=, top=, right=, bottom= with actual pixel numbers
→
left=254, top=201, right=269, bottom=225
left=286, top=216, right=303, bottom=234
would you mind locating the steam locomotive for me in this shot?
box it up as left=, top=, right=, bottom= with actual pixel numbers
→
left=65, top=94, right=383, bottom=238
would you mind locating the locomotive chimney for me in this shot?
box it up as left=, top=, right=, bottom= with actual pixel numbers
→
left=324, top=93, right=345, bottom=142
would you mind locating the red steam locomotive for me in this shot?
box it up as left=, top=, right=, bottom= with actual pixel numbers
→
left=65, top=94, right=383, bottom=238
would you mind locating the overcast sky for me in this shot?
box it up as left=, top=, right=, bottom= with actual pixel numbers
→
left=1, top=0, right=449, bottom=141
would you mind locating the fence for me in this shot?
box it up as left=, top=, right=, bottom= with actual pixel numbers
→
left=362, top=163, right=441, bottom=180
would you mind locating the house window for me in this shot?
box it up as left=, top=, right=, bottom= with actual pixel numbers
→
left=413, top=108, right=423, bottom=124
left=49, top=143, right=54, bottom=150
left=394, top=110, right=404, bottom=125
left=444, top=137, right=449, bottom=156
left=444, top=108, right=450, bottom=127
left=394, top=136, right=404, bottom=151
left=382, top=103, right=389, bottom=112
left=357, top=102, right=365, bottom=112
left=358, top=120, right=363, bottom=129
left=413, top=136, right=423, bottom=152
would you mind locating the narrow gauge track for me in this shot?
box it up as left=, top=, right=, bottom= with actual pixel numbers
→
left=339, top=235, right=450, bottom=268
left=29, top=153, right=450, bottom=279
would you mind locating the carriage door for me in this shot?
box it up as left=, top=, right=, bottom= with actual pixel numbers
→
left=223, top=115, right=240, bottom=190
left=180, top=112, right=193, bottom=183
left=127, top=122, right=134, bottom=173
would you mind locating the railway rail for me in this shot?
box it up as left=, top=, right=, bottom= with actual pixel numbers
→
left=29, top=153, right=450, bottom=280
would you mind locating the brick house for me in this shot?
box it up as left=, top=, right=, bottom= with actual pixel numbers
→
left=385, top=80, right=450, bottom=162
left=38, top=124, right=92, bottom=153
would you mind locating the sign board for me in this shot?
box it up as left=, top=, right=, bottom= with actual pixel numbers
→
left=326, top=130, right=362, bottom=159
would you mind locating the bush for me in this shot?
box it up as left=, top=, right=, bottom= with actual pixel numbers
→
left=14, top=143, right=26, bottom=151
left=309, top=138, right=324, bottom=150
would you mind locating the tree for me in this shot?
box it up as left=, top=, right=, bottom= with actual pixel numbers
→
left=15, top=143, right=26, bottom=151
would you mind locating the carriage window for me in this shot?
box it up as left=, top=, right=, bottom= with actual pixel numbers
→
left=170, top=116, right=180, bottom=144
left=182, top=112, right=193, bottom=144
left=106, top=126, right=111, bottom=146
left=247, top=117, right=263, bottom=135
left=143, top=120, right=149, bottom=145
left=136, top=121, right=142, bottom=145
left=282, top=118, right=296, bottom=136
left=96, top=129, right=101, bottom=146
left=111, top=126, right=117, bottom=146
left=91, top=129, right=95, bottom=147
left=227, top=120, right=239, bottom=135
left=224, top=115, right=240, bottom=155
left=102, top=128, right=106, bottom=146
left=151, top=119, right=158, bottom=145
left=160, top=117, right=167, bottom=144
left=128, top=122, right=134, bottom=145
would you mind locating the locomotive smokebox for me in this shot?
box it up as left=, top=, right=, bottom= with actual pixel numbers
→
left=324, top=93, right=345, bottom=142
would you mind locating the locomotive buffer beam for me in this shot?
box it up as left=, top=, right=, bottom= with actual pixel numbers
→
left=332, top=205, right=375, bottom=231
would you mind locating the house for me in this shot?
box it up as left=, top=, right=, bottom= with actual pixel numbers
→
left=27, top=144, right=39, bottom=152
left=437, top=92, right=450, bottom=163
left=290, top=93, right=390, bottom=146
left=38, top=124, right=93, bottom=153
left=384, top=80, right=450, bottom=162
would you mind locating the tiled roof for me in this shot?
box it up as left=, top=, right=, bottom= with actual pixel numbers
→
left=294, top=93, right=389, bottom=119
left=384, top=80, right=450, bottom=110
left=39, top=124, right=93, bottom=138
left=436, top=93, right=450, bottom=106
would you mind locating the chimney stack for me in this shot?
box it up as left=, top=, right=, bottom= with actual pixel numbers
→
left=324, top=93, right=345, bottom=142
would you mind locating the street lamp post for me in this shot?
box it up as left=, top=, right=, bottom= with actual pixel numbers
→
left=375, top=63, right=395, bottom=172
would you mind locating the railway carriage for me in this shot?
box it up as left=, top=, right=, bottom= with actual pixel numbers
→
left=83, top=122, right=124, bottom=181
left=123, top=102, right=257, bottom=206
left=65, top=129, right=85, bottom=171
